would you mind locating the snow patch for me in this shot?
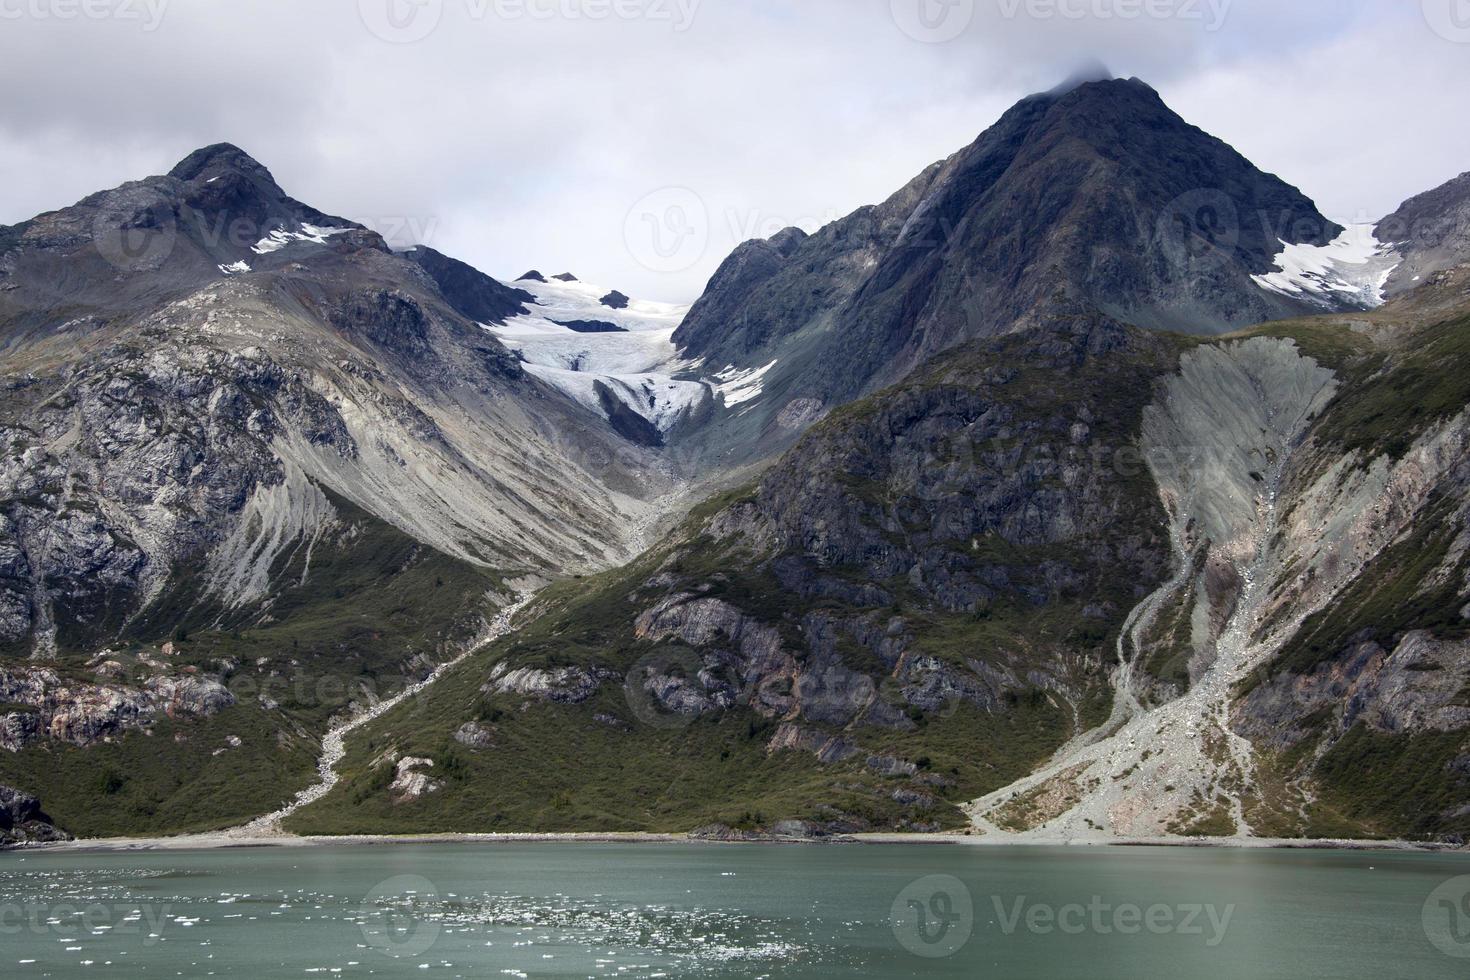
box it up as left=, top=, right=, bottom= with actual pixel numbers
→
left=251, top=223, right=351, bottom=255
left=1252, top=222, right=1400, bottom=309
left=714, top=360, right=777, bottom=407
left=218, top=260, right=251, bottom=275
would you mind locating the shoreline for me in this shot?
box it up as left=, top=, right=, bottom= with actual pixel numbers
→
left=21, top=829, right=1469, bottom=855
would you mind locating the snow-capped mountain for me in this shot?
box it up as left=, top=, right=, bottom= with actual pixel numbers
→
left=0, top=141, right=674, bottom=671
left=6, top=80, right=1470, bottom=845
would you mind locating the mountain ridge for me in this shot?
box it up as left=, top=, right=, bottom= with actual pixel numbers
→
left=670, top=77, right=1348, bottom=467
left=4, top=87, right=1470, bottom=843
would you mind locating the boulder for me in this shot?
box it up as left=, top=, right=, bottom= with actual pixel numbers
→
left=0, top=785, right=71, bottom=848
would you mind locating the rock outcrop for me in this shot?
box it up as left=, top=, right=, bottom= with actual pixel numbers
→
left=0, top=666, right=235, bottom=748
left=0, top=784, right=70, bottom=847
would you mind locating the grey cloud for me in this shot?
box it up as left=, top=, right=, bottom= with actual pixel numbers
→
left=1, top=0, right=1465, bottom=302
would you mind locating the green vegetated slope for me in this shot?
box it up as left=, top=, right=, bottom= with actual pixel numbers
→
left=293, top=317, right=1190, bottom=835
left=0, top=493, right=502, bottom=838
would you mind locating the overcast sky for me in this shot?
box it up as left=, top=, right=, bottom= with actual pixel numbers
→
left=3, top=0, right=1468, bottom=301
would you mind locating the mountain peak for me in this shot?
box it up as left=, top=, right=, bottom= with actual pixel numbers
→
left=1045, top=60, right=1115, bottom=96
left=168, top=143, right=275, bottom=184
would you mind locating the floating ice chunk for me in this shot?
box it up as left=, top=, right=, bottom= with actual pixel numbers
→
left=1252, top=222, right=1400, bottom=309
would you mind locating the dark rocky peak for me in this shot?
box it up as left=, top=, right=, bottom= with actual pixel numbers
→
left=1377, top=169, right=1470, bottom=296
left=817, top=74, right=1338, bottom=390
left=161, top=144, right=365, bottom=259
left=768, top=226, right=808, bottom=256
left=518, top=270, right=547, bottom=282
left=0, top=144, right=381, bottom=347
left=169, top=142, right=280, bottom=187
left=552, top=272, right=579, bottom=282
left=672, top=71, right=1344, bottom=456
left=402, top=245, right=533, bottom=325
left=599, top=290, right=630, bottom=309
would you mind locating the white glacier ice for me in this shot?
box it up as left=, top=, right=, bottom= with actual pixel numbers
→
left=487, top=276, right=712, bottom=435
left=1252, top=222, right=1400, bottom=309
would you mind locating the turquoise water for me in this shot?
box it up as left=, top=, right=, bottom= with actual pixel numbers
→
left=2, top=843, right=1469, bottom=977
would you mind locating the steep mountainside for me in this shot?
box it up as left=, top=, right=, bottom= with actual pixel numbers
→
left=293, top=316, right=1191, bottom=834
left=0, top=147, right=672, bottom=835
left=399, top=244, right=535, bottom=324
left=3, top=93, right=1468, bottom=844
left=297, top=269, right=1470, bottom=842
left=672, top=77, right=1345, bottom=464
left=971, top=269, right=1470, bottom=843
left=1378, top=170, right=1470, bottom=297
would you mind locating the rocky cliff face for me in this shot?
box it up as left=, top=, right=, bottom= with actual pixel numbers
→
left=296, top=269, right=1470, bottom=842
left=292, top=315, right=1193, bottom=834
left=672, top=78, right=1342, bottom=465
left=3, top=102, right=1469, bottom=844
left=0, top=146, right=676, bottom=835
left=0, top=784, right=70, bottom=847
left=1378, top=170, right=1470, bottom=297
left=1222, top=271, right=1470, bottom=838
left=1, top=664, right=234, bottom=750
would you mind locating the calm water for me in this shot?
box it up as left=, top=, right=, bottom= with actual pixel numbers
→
left=2, top=843, right=1469, bottom=978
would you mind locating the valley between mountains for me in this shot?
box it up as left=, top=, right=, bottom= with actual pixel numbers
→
left=3, top=75, right=1470, bottom=848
